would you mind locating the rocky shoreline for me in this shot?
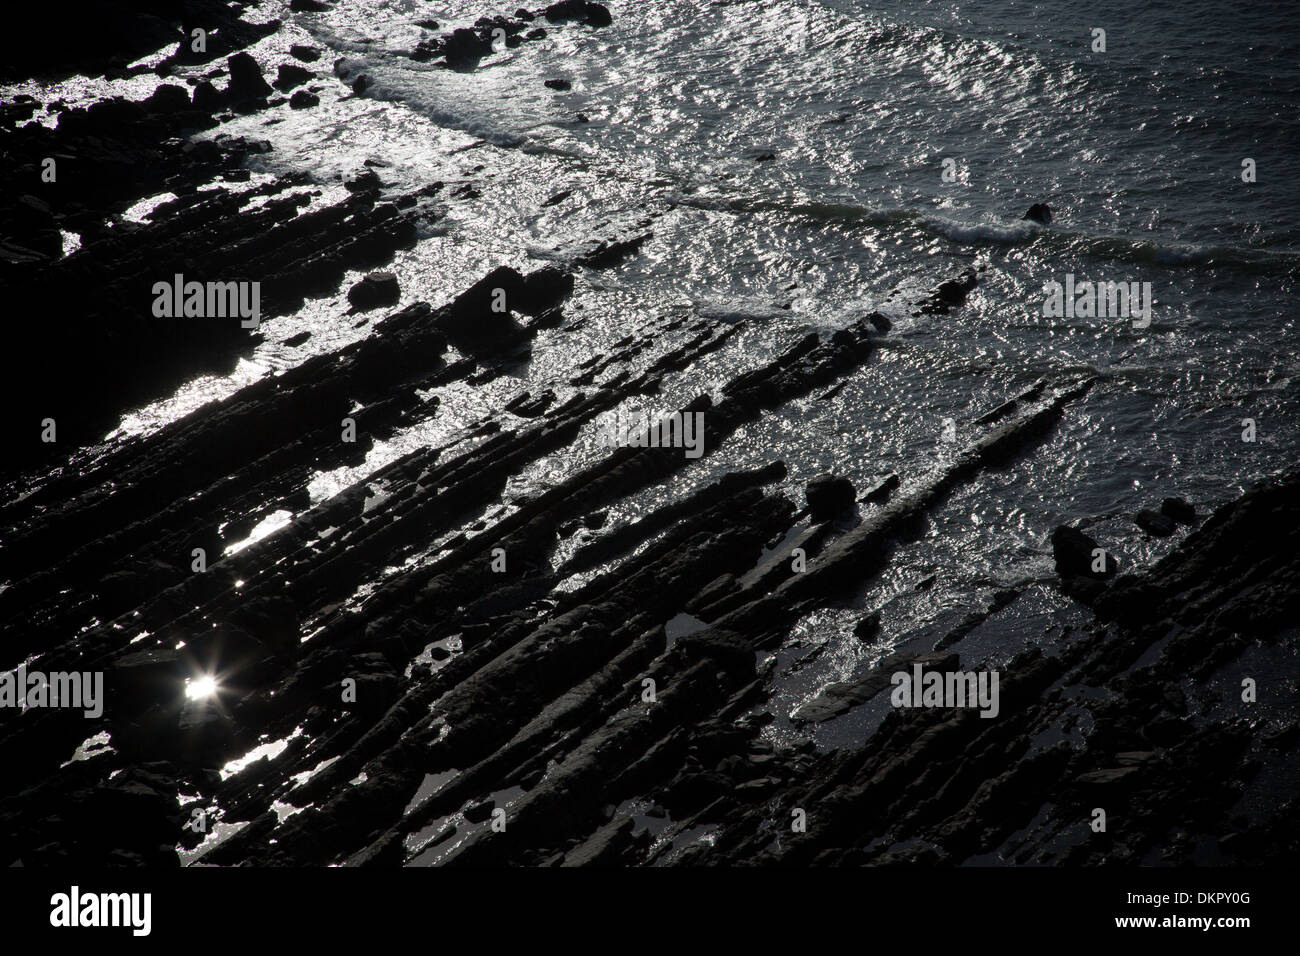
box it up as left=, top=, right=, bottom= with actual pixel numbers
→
left=1, top=1, right=1295, bottom=867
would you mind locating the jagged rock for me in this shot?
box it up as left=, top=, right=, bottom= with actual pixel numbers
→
left=1022, top=203, right=1052, bottom=224
left=274, top=64, right=314, bottom=90
left=442, top=27, right=494, bottom=62
left=192, top=80, right=223, bottom=111
left=434, top=265, right=572, bottom=350
left=107, top=647, right=189, bottom=704
left=572, top=230, right=651, bottom=266
left=289, top=89, right=320, bottom=109
left=1135, top=509, right=1177, bottom=537
left=544, top=0, right=613, bottom=27
left=860, top=473, right=900, bottom=505
left=853, top=611, right=881, bottom=641
left=936, top=276, right=971, bottom=305
left=505, top=389, right=556, bottom=417
left=347, top=272, right=401, bottom=311
left=1050, top=525, right=1118, bottom=579
left=343, top=167, right=380, bottom=192
left=227, top=52, right=272, bottom=101
left=519, top=265, right=574, bottom=309
left=1160, top=497, right=1196, bottom=525
left=805, top=474, right=855, bottom=522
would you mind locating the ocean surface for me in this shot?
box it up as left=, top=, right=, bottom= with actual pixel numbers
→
left=6, top=0, right=1299, bottom=758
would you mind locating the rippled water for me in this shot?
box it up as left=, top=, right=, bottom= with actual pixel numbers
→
left=245, top=0, right=1299, bottom=557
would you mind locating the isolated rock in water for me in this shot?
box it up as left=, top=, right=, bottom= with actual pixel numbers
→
left=227, top=52, right=272, bottom=101
left=348, top=272, right=401, bottom=311
left=1135, top=509, right=1177, bottom=537
left=1051, top=525, right=1118, bottom=578
left=352, top=75, right=372, bottom=95
left=853, top=611, right=881, bottom=642
left=545, top=1, right=613, bottom=27
left=544, top=78, right=571, bottom=90
left=1161, top=497, right=1197, bottom=525
left=289, top=89, right=320, bottom=109
left=290, top=44, right=322, bottom=62
left=290, top=0, right=330, bottom=11
left=1022, top=202, right=1052, bottom=224
left=916, top=267, right=978, bottom=315
left=274, top=64, right=314, bottom=90
left=860, top=473, right=900, bottom=505
left=865, top=310, right=892, bottom=332
left=806, top=474, right=855, bottom=522
left=575, top=231, right=651, bottom=267
left=936, top=269, right=977, bottom=305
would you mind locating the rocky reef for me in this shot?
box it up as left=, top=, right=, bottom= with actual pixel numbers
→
left=0, top=1, right=1294, bottom=869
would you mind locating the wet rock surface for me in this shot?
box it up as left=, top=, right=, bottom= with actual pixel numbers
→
left=408, top=3, right=610, bottom=67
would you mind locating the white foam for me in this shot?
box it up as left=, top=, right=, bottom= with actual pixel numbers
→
left=925, top=214, right=1037, bottom=243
